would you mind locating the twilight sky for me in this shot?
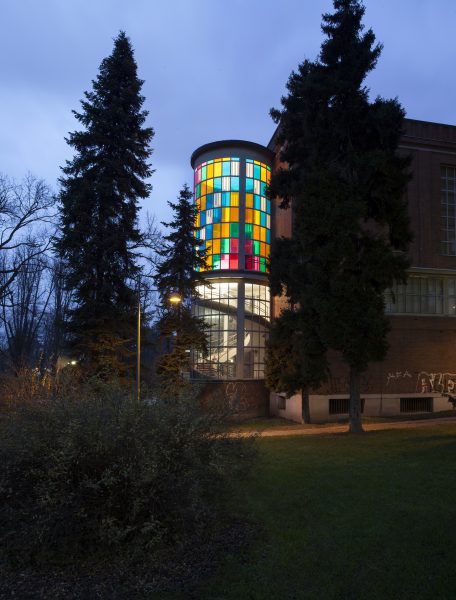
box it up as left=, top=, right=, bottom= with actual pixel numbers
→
left=1, top=0, right=455, bottom=224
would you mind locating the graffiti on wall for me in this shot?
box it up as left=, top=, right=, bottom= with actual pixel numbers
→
left=415, top=372, right=456, bottom=394
left=386, top=370, right=412, bottom=386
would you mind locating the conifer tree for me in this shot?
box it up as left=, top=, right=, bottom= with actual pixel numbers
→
left=269, top=0, right=412, bottom=432
left=56, top=32, right=153, bottom=377
left=153, top=184, right=208, bottom=391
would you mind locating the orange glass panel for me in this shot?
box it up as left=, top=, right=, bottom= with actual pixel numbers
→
left=206, top=255, right=212, bottom=267
left=222, top=207, right=230, bottom=222
left=245, top=209, right=253, bottom=223
left=266, top=170, right=271, bottom=183
left=260, top=227, right=266, bottom=242
left=231, top=192, right=239, bottom=206
left=214, top=162, right=222, bottom=177
left=200, top=197, right=206, bottom=211
left=205, top=240, right=213, bottom=254
left=260, top=242, right=266, bottom=256
left=253, top=225, right=260, bottom=240
left=222, top=223, right=230, bottom=237
left=207, top=163, right=214, bottom=179
left=213, top=239, right=220, bottom=254
left=246, top=193, right=253, bottom=208
left=231, top=207, right=239, bottom=222
left=213, top=223, right=221, bottom=238
left=201, top=181, right=207, bottom=195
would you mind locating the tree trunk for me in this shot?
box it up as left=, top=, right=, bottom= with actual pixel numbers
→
left=349, top=367, right=364, bottom=433
left=301, top=386, right=311, bottom=424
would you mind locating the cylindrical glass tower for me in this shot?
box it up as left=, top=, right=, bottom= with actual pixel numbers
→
left=190, top=141, right=273, bottom=380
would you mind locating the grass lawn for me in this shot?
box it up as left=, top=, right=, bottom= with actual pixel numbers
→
left=160, top=424, right=456, bottom=599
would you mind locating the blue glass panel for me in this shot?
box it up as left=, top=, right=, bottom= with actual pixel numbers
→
left=261, top=181, right=267, bottom=196
left=266, top=199, right=271, bottom=214
left=246, top=158, right=253, bottom=163
left=195, top=229, right=200, bottom=239
left=254, top=164, right=260, bottom=179
left=206, top=193, right=213, bottom=209
left=231, top=177, right=240, bottom=192
left=254, top=195, right=261, bottom=210
left=266, top=229, right=271, bottom=244
left=246, top=178, right=253, bottom=193
left=260, top=212, right=267, bottom=227
left=213, top=208, right=221, bottom=223
left=200, top=212, right=206, bottom=226
left=222, top=161, right=231, bottom=176
left=206, top=224, right=213, bottom=239
left=222, top=192, right=230, bottom=207
left=213, top=177, right=222, bottom=192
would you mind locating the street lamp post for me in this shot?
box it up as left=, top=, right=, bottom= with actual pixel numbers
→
left=137, top=279, right=141, bottom=402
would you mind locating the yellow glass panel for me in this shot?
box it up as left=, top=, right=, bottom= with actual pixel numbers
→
left=231, top=208, right=239, bottom=222
left=200, top=197, right=206, bottom=211
left=245, top=209, right=253, bottom=223
left=206, top=240, right=213, bottom=254
left=254, top=211, right=261, bottom=225
left=213, top=223, right=221, bottom=238
left=206, top=255, right=212, bottom=267
left=206, top=179, right=214, bottom=194
left=195, top=214, right=200, bottom=228
left=212, top=239, right=220, bottom=254
left=261, top=167, right=266, bottom=181
left=207, top=163, right=214, bottom=179
left=260, top=227, right=266, bottom=242
left=246, top=193, right=253, bottom=208
left=201, top=181, right=207, bottom=195
left=253, top=225, right=260, bottom=240
left=222, top=223, right=230, bottom=237
left=223, top=157, right=230, bottom=161
left=214, top=162, right=222, bottom=177
left=231, top=192, right=239, bottom=206
left=222, top=207, right=230, bottom=222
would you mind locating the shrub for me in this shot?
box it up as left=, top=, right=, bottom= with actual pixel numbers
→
left=0, top=379, right=255, bottom=568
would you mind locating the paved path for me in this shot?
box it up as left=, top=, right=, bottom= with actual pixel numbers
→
left=236, top=416, right=456, bottom=437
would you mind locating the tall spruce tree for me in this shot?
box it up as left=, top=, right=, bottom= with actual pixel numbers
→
left=153, top=184, right=208, bottom=391
left=269, top=0, right=412, bottom=432
left=56, top=32, right=153, bottom=378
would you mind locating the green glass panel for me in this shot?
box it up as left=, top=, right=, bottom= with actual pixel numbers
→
left=221, top=238, right=230, bottom=253
left=253, top=240, right=260, bottom=255
left=213, top=254, right=221, bottom=269
left=208, top=159, right=214, bottom=164
left=245, top=224, right=253, bottom=239
left=196, top=183, right=201, bottom=198
left=201, top=166, right=206, bottom=180
left=230, top=223, right=239, bottom=237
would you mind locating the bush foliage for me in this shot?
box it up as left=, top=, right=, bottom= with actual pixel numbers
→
left=0, top=378, right=254, bottom=568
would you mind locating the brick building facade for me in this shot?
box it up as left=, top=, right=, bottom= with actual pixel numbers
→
left=270, top=119, right=456, bottom=421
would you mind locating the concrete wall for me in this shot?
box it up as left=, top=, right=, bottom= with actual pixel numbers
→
left=270, top=391, right=455, bottom=424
